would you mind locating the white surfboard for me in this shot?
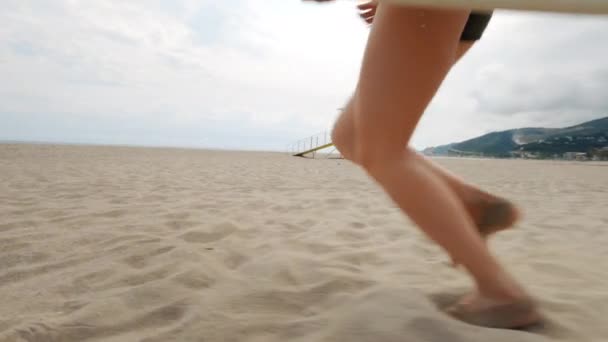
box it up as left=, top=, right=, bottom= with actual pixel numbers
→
left=385, top=0, right=608, bottom=14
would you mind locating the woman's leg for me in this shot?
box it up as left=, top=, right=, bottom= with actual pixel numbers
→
left=334, top=39, right=520, bottom=238
left=413, top=152, right=521, bottom=233
left=411, top=41, right=521, bottom=234
left=334, top=102, right=519, bottom=268
left=339, top=3, right=538, bottom=328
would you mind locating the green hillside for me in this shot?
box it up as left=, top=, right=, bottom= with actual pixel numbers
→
left=423, top=116, right=608, bottom=158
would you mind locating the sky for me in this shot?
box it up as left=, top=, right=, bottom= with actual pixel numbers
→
left=1, top=1, right=607, bottom=151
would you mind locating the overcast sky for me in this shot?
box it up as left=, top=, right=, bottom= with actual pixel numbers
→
left=1, top=1, right=607, bottom=151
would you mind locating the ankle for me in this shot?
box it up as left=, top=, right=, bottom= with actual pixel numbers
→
left=476, top=272, right=529, bottom=301
left=462, top=190, right=493, bottom=215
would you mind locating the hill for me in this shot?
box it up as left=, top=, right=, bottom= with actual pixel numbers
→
left=422, top=116, right=608, bottom=158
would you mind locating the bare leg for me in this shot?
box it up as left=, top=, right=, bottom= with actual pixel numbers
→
left=413, top=152, right=521, bottom=233
left=334, top=99, right=520, bottom=237
left=334, top=82, right=520, bottom=240
left=333, top=40, right=520, bottom=266
left=338, top=3, right=539, bottom=328
left=335, top=104, right=519, bottom=268
left=413, top=42, right=520, bottom=234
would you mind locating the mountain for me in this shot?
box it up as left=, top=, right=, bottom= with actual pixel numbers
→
left=422, top=116, right=608, bottom=158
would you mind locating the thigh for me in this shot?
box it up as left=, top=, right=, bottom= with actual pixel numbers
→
left=353, top=4, right=470, bottom=159
left=456, top=41, right=475, bottom=63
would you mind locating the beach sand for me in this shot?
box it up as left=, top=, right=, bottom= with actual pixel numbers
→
left=1, top=144, right=607, bottom=342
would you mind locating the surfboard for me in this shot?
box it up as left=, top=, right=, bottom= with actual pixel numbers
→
left=385, top=0, right=608, bottom=14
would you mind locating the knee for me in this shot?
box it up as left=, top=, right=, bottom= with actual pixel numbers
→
left=356, top=143, right=415, bottom=176
left=330, top=123, right=347, bottom=152
left=330, top=116, right=355, bottom=160
left=355, top=146, right=388, bottom=175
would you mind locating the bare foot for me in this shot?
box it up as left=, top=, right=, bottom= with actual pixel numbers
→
left=473, top=197, right=522, bottom=236
left=450, top=196, right=521, bottom=267
left=445, top=292, right=542, bottom=329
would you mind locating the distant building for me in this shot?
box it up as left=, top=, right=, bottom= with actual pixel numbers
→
left=590, top=147, right=608, bottom=161
left=422, top=147, right=435, bottom=156
left=563, top=152, right=588, bottom=161
left=510, top=150, right=539, bottom=159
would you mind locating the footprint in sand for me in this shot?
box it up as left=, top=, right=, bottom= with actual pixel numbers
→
left=94, top=209, right=129, bottom=218
left=0, top=220, right=38, bottom=233
left=109, top=265, right=175, bottom=288
left=165, top=219, right=199, bottom=231
left=349, top=222, right=367, bottom=229
left=179, top=222, right=238, bottom=244
left=164, top=212, right=192, bottom=220
left=122, top=246, right=176, bottom=269
left=336, top=229, right=367, bottom=241
left=0, top=236, right=34, bottom=253
left=529, top=261, right=581, bottom=278
left=72, top=268, right=117, bottom=290
left=172, top=269, right=216, bottom=290
left=60, top=300, right=90, bottom=315
left=12, top=301, right=188, bottom=342
left=298, top=219, right=317, bottom=228
left=0, top=251, right=50, bottom=270
left=326, top=198, right=350, bottom=206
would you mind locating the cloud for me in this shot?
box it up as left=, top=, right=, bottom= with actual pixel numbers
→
left=1, top=3, right=607, bottom=150
left=412, top=11, right=608, bottom=147
left=464, top=12, right=608, bottom=120
left=472, top=65, right=608, bottom=115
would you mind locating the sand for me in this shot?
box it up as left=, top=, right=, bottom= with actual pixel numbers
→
left=1, top=143, right=607, bottom=342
